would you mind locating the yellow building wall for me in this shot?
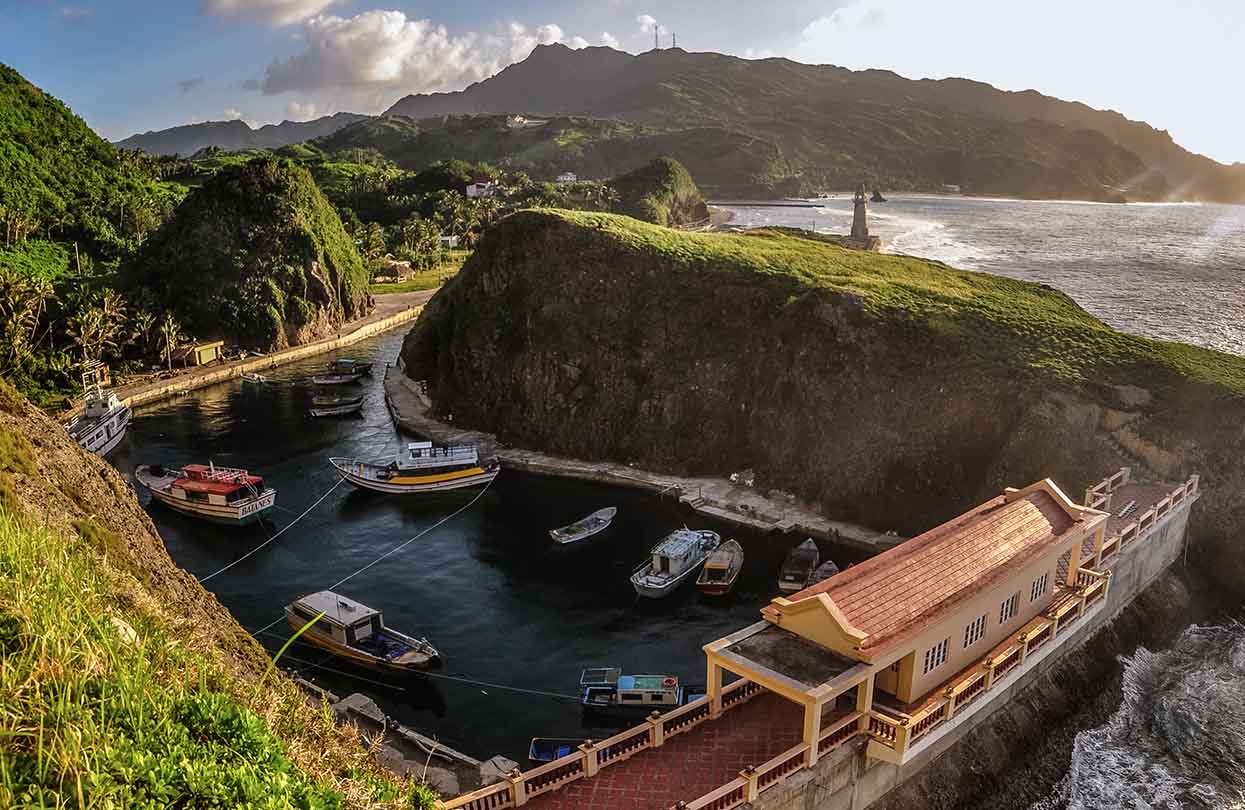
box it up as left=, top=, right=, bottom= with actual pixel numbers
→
left=892, top=541, right=1074, bottom=703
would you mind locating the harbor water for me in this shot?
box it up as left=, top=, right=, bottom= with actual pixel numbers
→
left=109, top=329, right=869, bottom=762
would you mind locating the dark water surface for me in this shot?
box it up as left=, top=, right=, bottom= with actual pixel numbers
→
left=111, top=329, right=866, bottom=761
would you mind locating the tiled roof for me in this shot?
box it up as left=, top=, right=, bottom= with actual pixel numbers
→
left=764, top=490, right=1080, bottom=653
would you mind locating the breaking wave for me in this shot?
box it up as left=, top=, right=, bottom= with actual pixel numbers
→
left=1030, top=623, right=1245, bottom=810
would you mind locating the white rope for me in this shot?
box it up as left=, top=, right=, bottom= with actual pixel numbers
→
left=198, top=476, right=346, bottom=584
left=249, top=475, right=496, bottom=639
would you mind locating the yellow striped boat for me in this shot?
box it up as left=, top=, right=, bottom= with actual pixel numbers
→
left=329, top=441, right=498, bottom=494
left=285, top=591, right=439, bottom=672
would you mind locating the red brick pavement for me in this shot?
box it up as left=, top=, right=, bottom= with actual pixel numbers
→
left=524, top=692, right=803, bottom=810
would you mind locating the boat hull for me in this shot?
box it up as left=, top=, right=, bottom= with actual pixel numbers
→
left=549, top=507, right=618, bottom=546
left=330, top=457, right=498, bottom=494
left=310, top=403, right=363, bottom=417
left=66, top=406, right=131, bottom=457
left=697, top=577, right=740, bottom=597
left=631, top=563, right=702, bottom=598
left=313, top=373, right=363, bottom=385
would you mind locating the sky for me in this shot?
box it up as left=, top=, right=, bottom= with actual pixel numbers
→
left=2, top=0, right=1242, bottom=164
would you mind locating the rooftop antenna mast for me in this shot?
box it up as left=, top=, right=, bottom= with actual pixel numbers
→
left=673, top=32, right=677, bottom=49
left=654, top=26, right=659, bottom=50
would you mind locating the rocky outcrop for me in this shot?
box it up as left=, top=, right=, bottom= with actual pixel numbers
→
left=401, top=210, right=1245, bottom=596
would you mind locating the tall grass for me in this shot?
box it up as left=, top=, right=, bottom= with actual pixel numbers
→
left=0, top=511, right=428, bottom=808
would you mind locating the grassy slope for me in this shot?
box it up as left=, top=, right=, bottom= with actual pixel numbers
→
left=128, top=158, right=370, bottom=349
left=522, top=211, right=1244, bottom=396
left=0, top=380, right=421, bottom=807
left=608, top=158, right=708, bottom=226
left=371, top=251, right=469, bottom=294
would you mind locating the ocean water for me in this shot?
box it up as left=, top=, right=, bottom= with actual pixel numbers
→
left=1030, top=624, right=1245, bottom=810
left=720, top=197, right=1245, bottom=356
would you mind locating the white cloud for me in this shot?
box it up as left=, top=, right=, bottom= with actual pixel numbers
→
left=259, top=10, right=590, bottom=110
left=223, top=108, right=244, bottom=120
left=201, top=0, right=336, bottom=26
left=637, top=14, right=658, bottom=32
left=601, top=31, right=620, bottom=49
left=285, top=100, right=320, bottom=120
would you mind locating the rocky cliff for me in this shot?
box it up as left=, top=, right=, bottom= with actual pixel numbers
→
left=127, top=157, right=371, bottom=350
left=401, top=210, right=1245, bottom=594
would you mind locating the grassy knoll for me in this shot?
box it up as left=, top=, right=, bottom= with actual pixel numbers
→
left=371, top=250, right=468, bottom=295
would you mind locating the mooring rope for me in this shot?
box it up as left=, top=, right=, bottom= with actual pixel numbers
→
left=198, top=476, right=347, bottom=584
left=249, top=475, right=497, bottom=639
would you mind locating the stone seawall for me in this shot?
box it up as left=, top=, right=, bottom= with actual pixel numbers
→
left=746, top=496, right=1195, bottom=810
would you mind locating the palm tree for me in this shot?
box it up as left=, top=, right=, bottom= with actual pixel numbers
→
left=158, top=313, right=183, bottom=372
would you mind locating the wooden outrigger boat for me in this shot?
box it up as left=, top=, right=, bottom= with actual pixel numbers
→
left=528, top=738, right=581, bottom=763
left=284, top=590, right=439, bottom=673
left=327, top=358, right=374, bottom=376
left=778, top=538, right=820, bottom=594
left=549, top=507, right=617, bottom=546
left=64, top=365, right=130, bottom=457
left=135, top=461, right=276, bottom=525
left=312, top=371, right=364, bottom=385
left=310, top=393, right=364, bottom=417
left=330, top=441, right=499, bottom=494
left=580, top=668, right=687, bottom=715
left=696, top=539, right=744, bottom=596
left=630, top=528, right=721, bottom=598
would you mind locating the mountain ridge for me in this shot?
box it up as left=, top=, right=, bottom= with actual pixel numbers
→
left=115, top=111, right=368, bottom=156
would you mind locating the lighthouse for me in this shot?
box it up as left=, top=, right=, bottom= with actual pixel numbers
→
left=851, top=183, right=869, bottom=239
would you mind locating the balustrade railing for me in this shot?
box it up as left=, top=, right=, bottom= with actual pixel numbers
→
left=523, top=757, right=585, bottom=799
left=663, top=696, right=711, bottom=739
left=989, top=644, right=1023, bottom=680
left=595, top=724, right=652, bottom=768
left=1025, top=620, right=1053, bottom=653
left=819, top=712, right=862, bottom=754
left=440, top=783, right=513, bottom=810
left=757, top=743, right=809, bottom=790
left=909, top=700, right=948, bottom=741
left=683, top=779, right=748, bottom=810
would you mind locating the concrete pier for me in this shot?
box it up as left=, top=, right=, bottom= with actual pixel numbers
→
left=64, top=292, right=433, bottom=417
left=383, top=367, right=901, bottom=552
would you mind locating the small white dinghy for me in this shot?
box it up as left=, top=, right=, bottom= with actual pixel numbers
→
left=549, top=507, right=618, bottom=546
left=310, top=393, right=364, bottom=417
left=631, top=528, right=721, bottom=598
left=312, top=372, right=364, bottom=385
left=241, top=372, right=267, bottom=385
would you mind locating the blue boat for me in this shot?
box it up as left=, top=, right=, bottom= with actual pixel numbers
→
left=528, top=737, right=581, bottom=763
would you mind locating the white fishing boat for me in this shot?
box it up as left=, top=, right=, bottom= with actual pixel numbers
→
left=134, top=461, right=277, bottom=525
left=549, top=507, right=617, bottom=546
left=696, top=539, right=744, bottom=596
left=64, top=364, right=130, bottom=457
left=284, top=590, right=439, bottom=673
left=312, top=371, right=364, bottom=385
left=778, top=538, right=820, bottom=594
left=630, top=528, right=721, bottom=598
left=309, top=393, right=364, bottom=417
left=241, top=372, right=267, bottom=385
left=330, top=441, right=498, bottom=494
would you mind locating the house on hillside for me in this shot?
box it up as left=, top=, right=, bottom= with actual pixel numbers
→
left=506, top=115, right=528, bottom=128
left=465, top=175, right=497, bottom=198
left=556, top=172, right=578, bottom=183
left=439, top=234, right=459, bottom=249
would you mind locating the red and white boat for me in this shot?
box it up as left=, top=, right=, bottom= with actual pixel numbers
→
left=135, top=462, right=276, bottom=526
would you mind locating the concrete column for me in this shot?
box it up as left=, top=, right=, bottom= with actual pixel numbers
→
left=740, top=766, right=760, bottom=802
left=506, top=768, right=528, bottom=806
left=1065, top=537, right=1083, bottom=588
left=803, top=698, right=823, bottom=766
left=707, top=658, right=724, bottom=719
left=1091, top=523, right=1106, bottom=567
left=648, top=711, right=665, bottom=748
left=579, top=742, right=599, bottom=777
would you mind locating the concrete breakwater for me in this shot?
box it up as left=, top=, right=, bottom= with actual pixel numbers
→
left=66, top=293, right=430, bottom=416
left=382, top=366, right=902, bottom=552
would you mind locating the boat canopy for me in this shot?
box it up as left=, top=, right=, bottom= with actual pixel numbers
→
left=401, top=442, right=479, bottom=467
left=292, top=590, right=381, bottom=630
left=178, top=463, right=263, bottom=494
left=652, top=529, right=708, bottom=561
left=580, top=667, right=622, bottom=687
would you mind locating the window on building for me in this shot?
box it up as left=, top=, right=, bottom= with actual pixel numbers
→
left=1031, top=572, right=1050, bottom=602
left=999, top=592, right=1020, bottom=624
left=923, top=638, right=949, bottom=674
left=963, top=615, right=987, bottom=648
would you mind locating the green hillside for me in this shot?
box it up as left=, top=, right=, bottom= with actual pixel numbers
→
left=610, top=158, right=709, bottom=226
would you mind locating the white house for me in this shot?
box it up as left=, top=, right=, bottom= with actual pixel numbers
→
left=556, top=172, right=578, bottom=184
left=465, top=175, right=497, bottom=198
left=439, top=234, right=460, bottom=249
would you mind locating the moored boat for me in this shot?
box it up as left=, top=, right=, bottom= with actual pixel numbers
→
left=630, top=528, right=721, bottom=598
left=810, top=559, right=840, bottom=585
left=528, top=738, right=581, bottom=763
left=696, top=539, right=744, bottom=596
left=64, top=365, right=130, bottom=457
left=778, top=538, right=820, bottom=594
left=135, top=462, right=276, bottom=525
left=241, top=372, right=267, bottom=385
left=310, top=393, right=364, bottom=417
left=327, top=358, right=374, bottom=376
left=580, top=668, right=686, bottom=714
left=549, top=506, right=618, bottom=546
left=330, top=441, right=498, bottom=494
left=312, top=371, right=364, bottom=385
left=284, top=590, right=439, bottom=673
